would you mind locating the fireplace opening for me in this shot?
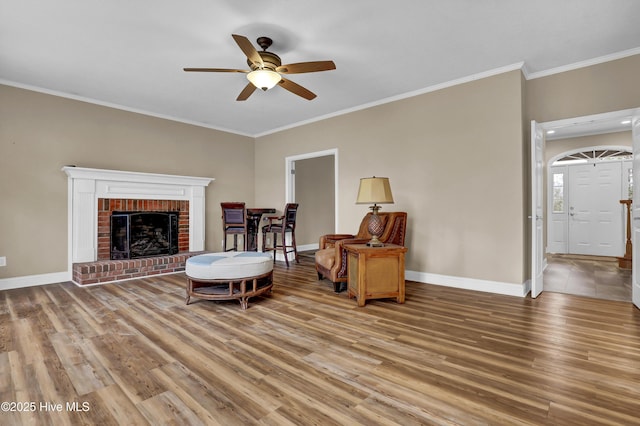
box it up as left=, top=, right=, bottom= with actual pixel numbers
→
left=110, top=211, right=179, bottom=259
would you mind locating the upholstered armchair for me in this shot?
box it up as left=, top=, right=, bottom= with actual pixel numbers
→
left=315, top=211, right=407, bottom=292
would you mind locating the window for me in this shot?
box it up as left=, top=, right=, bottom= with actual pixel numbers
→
left=552, top=149, right=632, bottom=166
left=552, top=172, right=564, bottom=213
left=628, top=168, right=633, bottom=199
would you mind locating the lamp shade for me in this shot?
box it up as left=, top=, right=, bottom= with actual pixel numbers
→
left=356, top=177, right=394, bottom=204
left=247, top=69, right=282, bottom=91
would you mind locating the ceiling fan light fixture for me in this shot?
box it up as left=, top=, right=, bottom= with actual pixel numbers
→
left=247, top=69, right=281, bottom=91
left=184, top=34, right=334, bottom=100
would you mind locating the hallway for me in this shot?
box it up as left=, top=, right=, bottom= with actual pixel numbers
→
left=544, top=254, right=632, bottom=302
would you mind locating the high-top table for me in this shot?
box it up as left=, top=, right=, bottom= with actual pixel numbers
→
left=246, top=208, right=276, bottom=251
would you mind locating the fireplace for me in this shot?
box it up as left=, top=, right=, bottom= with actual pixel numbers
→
left=97, top=198, right=189, bottom=260
left=63, top=167, right=213, bottom=285
left=111, top=211, right=179, bottom=259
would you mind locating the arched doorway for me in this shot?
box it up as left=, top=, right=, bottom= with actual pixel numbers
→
left=547, top=146, right=632, bottom=256
left=545, top=145, right=633, bottom=302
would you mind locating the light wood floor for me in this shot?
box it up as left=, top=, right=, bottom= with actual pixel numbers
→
left=1, top=254, right=640, bottom=425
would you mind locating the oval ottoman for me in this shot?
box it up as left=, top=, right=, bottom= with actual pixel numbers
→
left=185, top=252, right=274, bottom=309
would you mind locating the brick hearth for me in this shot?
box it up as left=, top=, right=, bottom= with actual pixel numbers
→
left=72, top=252, right=204, bottom=285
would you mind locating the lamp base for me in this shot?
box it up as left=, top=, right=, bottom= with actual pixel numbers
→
left=367, top=211, right=385, bottom=247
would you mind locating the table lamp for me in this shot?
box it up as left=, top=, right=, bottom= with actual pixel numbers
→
left=356, top=176, right=394, bottom=246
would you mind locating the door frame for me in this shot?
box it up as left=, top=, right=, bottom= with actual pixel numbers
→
left=531, top=120, right=544, bottom=298
left=285, top=148, right=339, bottom=232
left=632, top=116, right=640, bottom=309
left=532, top=108, right=638, bottom=299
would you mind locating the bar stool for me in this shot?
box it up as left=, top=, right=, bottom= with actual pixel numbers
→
left=221, top=202, right=247, bottom=251
left=262, top=203, right=299, bottom=267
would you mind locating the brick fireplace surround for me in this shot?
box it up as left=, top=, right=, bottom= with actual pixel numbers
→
left=96, top=198, right=190, bottom=260
left=63, top=167, right=213, bottom=285
left=71, top=198, right=195, bottom=285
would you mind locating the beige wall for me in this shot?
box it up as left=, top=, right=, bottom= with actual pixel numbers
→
left=294, top=155, right=335, bottom=246
left=527, top=55, right=640, bottom=123
left=3, top=53, right=638, bottom=289
left=0, top=85, right=254, bottom=278
left=256, top=71, right=526, bottom=285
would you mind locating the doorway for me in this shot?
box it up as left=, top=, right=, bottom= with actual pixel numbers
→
left=285, top=149, right=338, bottom=251
left=531, top=108, right=638, bottom=304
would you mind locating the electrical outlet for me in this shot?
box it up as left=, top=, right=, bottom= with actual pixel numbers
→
left=0, top=256, right=6, bottom=267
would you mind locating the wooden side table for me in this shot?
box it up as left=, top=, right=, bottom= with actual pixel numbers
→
left=344, top=244, right=407, bottom=307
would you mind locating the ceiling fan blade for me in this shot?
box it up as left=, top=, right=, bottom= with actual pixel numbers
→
left=232, top=34, right=263, bottom=67
left=183, top=68, right=248, bottom=73
left=278, top=77, right=316, bottom=100
left=236, top=83, right=257, bottom=101
left=276, top=61, right=336, bottom=74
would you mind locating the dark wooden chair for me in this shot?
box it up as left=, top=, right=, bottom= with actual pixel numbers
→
left=221, top=202, right=247, bottom=251
left=262, top=203, right=299, bottom=267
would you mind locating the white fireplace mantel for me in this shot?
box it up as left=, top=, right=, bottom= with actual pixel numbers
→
left=63, top=166, right=214, bottom=263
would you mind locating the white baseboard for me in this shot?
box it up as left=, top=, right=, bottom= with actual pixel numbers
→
left=297, top=243, right=318, bottom=252
left=69, top=270, right=185, bottom=287
left=0, top=260, right=528, bottom=299
left=0, top=271, right=72, bottom=290
left=0, top=244, right=323, bottom=289
left=405, top=270, right=528, bottom=297
left=272, top=243, right=318, bottom=261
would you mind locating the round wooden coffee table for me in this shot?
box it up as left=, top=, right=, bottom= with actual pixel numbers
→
left=185, top=252, right=274, bottom=309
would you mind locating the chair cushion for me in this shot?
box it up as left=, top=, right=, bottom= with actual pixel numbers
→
left=224, top=226, right=246, bottom=234
left=263, top=224, right=291, bottom=232
left=314, top=248, right=335, bottom=269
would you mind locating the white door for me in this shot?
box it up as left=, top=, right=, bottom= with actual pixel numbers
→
left=568, top=162, right=623, bottom=257
left=632, top=116, right=640, bottom=309
left=531, top=121, right=544, bottom=298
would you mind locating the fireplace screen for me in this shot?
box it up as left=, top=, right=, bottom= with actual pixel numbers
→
left=110, top=211, right=179, bottom=259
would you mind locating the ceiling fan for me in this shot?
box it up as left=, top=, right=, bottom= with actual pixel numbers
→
left=184, top=34, right=336, bottom=101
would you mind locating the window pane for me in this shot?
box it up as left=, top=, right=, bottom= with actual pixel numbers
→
left=553, top=199, right=563, bottom=213
left=553, top=187, right=563, bottom=199
left=553, top=173, right=563, bottom=186
left=552, top=173, right=564, bottom=213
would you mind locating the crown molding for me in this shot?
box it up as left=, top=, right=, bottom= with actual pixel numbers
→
left=526, top=46, right=640, bottom=80
left=3, top=47, right=639, bottom=138
left=0, top=79, right=254, bottom=138
left=255, top=62, right=526, bottom=137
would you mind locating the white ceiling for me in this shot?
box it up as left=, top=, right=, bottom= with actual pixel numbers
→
left=1, top=1, right=640, bottom=137
left=545, top=114, right=633, bottom=141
